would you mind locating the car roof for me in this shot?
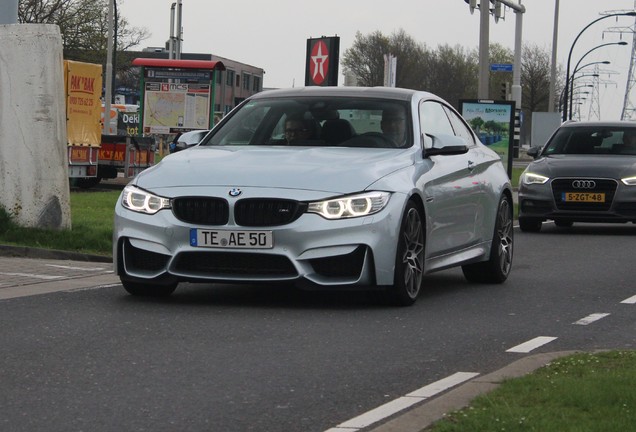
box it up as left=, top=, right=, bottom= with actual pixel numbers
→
left=559, top=120, right=636, bottom=129
left=251, top=86, right=438, bottom=103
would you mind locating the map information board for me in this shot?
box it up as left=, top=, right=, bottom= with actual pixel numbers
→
left=143, top=82, right=210, bottom=134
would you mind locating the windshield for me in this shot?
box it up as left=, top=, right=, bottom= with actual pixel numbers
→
left=542, top=126, right=636, bottom=156
left=201, top=96, right=412, bottom=149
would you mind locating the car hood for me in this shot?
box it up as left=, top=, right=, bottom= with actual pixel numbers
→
left=135, top=146, right=414, bottom=194
left=529, top=154, right=636, bottom=178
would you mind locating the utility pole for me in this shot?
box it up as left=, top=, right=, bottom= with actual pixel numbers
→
left=478, top=0, right=490, bottom=99
left=103, top=0, right=114, bottom=134
left=468, top=1, right=525, bottom=100
left=169, top=1, right=183, bottom=59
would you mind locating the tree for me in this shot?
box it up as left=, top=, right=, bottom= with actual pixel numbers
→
left=423, top=44, right=478, bottom=108
left=342, top=30, right=478, bottom=109
left=341, top=30, right=390, bottom=87
left=18, top=0, right=148, bottom=65
left=521, top=43, right=562, bottom=114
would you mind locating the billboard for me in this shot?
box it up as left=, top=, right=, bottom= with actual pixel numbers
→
left=64, top=60, right=103, bottom=146
left=305, top=36, right=340, bottom=86
left=460, top=99, right=516, bottom=178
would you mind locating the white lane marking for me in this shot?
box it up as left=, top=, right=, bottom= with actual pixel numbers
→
left=0, top=272, right=64, bottom=280
left=325, top=372, right=479, bottom=431
left=621, top=295, right=636, bottom=304
left=69, top=283, right=122, bottom=292
left=45, top=264, right=106, bottom=271
left=506, top=336, right=558, bottom=353
left=573, top=313, right=610, bottom=326
left=406, top=372, right=480, bottom=398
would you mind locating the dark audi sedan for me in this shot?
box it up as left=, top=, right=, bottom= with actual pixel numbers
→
left=518, top=121, right=636, bottom=232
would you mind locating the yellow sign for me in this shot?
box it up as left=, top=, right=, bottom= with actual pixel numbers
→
left=64, top=60, right=103, bottom=147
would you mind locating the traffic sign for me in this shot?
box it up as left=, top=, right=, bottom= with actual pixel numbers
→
left=490, top=63, right=513, bottom=72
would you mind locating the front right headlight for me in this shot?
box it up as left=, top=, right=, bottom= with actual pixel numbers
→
left=521, top=172, right=549, bottom=185
left=622, top=176, right=636, bottom=186
left=307, top=191, right=391, bottom=220
left=121, top=185, right=171, bottom=215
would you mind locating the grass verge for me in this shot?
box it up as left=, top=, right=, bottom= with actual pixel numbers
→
left=428, top=350, right=636, bottom=431
left=0, top=191, right=119, bottom=257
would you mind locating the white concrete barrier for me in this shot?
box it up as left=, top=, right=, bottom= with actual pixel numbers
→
left=0, top=24, right=71, bottom=230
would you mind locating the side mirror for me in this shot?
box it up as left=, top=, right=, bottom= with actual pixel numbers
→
left=526, top=146, right=542, bottom=159
left=423, top=133, right=469, bottom=157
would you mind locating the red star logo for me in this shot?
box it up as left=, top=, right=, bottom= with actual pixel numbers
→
left=310, top=40, right=330, bottom=85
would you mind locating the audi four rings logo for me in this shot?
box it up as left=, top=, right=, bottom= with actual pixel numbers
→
left=572, top=180, right=596, bottom=189
left=229, top=188, right=242, bottom=197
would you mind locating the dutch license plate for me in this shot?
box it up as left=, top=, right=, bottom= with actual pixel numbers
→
left=562, top=192, right=605, bottom=203
left=190, top=229, right=273, bottom=249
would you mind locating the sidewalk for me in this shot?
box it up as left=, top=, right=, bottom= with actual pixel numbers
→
left=0, top=246, right=118, bottom=300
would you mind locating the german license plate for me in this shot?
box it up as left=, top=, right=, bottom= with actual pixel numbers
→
left=562, top=192, right=605, bottom=203
left=190, top=229, right=273, bottom=249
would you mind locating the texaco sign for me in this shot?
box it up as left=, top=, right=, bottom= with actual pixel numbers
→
left=305, top=37, right=340, bottom=87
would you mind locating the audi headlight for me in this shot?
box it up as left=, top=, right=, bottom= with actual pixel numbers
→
left=307, top=192, right=391, bottom=220
left=521, top=172, right=549, bottom=185
left=622, top=176, right=636, bottom=186
left=121, top=185, right=171, bottom=215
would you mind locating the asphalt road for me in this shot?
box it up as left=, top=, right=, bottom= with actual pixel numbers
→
left=1, top=222, right=635, bottom=432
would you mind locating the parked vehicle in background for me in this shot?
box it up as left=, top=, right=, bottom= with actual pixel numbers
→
left=518, top=121, right=636, bottom=232
left=114, top=87, right=514, bottom=306
left=170, top=129, right=210, bottom=153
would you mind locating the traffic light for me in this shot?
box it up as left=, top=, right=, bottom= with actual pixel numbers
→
left=501, top=82, right=510, bottom=100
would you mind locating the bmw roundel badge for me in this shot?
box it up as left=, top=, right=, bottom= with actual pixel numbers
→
left=229, top=188, right=242, bottom=197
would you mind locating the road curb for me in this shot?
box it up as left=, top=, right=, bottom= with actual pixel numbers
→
left=0, top=245, right=112, bottom=263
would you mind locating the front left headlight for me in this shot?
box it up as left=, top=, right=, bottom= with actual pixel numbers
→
left=521, top=172, right=549, bottom=185
left=307, top=191, right=391, bottom=220
left=622, top=176, right=636, bottom=186
left=121, top=185, right=171, bottom=215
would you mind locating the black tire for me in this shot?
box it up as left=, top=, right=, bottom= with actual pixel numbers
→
left=384, top=201, right=425, bottom=306
left=554, top=220, right=573, bottom=228
left=462, top=194, right=513, bottom=283
left=121, top=279, right=177, bottom=297
left=519, top=217, right=542, bottom=232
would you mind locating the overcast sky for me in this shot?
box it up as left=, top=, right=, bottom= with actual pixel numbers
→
left=119, top=0, right=636, bottom=120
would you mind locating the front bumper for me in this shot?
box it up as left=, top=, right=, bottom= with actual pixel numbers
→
left=518, top=177, right=636, bottom=223
left=114, top=191, right=407, bottom=288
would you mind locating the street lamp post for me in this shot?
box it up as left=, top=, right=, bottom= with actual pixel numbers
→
left=568, top=42, right=626, bottom=119
left=568, top=58, right=613, bottom=118
left=559, top=84, right=592, bottom=112
left=562, top=12, right=636, bottom=122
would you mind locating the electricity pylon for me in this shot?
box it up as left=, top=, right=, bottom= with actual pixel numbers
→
left=604, top=5, right=636, bottom=120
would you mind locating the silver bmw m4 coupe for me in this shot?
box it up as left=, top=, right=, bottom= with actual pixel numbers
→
left=114, top=87, right=514, bottom=305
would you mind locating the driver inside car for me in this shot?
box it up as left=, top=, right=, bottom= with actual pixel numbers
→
left=284, top=115, right=315, bottom=145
